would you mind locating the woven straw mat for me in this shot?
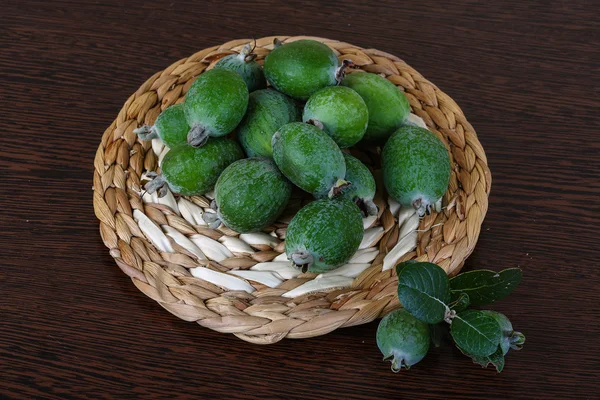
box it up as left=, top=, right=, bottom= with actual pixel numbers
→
left=93, top=36, right=491, bottom=344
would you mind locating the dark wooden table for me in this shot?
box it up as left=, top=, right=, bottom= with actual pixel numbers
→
left=2, top=1, right=598, bottom=398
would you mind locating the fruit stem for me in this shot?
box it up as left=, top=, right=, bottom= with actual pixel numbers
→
left=240, top=42, right=258, bottom=63
left=335, top=59, right=353, bottom=84
left=144, top=174, right=168, bottom=198
left=305, top=119, right=324, bottom=130
left=273, top=38, right=283, bottom=48
left=328, top=179, right=351, bottom=198
left=133, top=125, right=158, bottom=141
left=509, top=331, right=526, bottom=350
left=355, top=198, right=378, bottom=217
left=444, top=308, right=456, bottom=324
left=201, top=200, right=222, bottom=229
left=290, top=250, right=313, bottom=273
left=412, top=197, right=433, bottom=217
left=202, top=212, right=221, bottom=229
left=390, top=356, right=408, bottom=373
left=187, top=123, right=209, bottom=147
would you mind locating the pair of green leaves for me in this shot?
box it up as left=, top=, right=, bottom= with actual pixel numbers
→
left=395, top=261, right=522, bottom=324
left=395, top=261, right=523, bottom=371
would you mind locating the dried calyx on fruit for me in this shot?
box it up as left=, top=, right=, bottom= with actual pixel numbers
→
left=215, top=42, right=267, bottom=92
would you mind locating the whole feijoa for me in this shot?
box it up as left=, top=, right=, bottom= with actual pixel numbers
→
left=341, top=72, right=410, bottom=143
left=480, top=310, right=526, bottom=355
left=272, top=122, right=347, bottom=198
left=302, top=86, right=368, bottom=148
left=339, top=153, right=377, bottom=216
left=263, top=39, right=340, bottom=101
left=382, top=125, right=451, bottom=216
left=184, top=68, right=249, bottom=146
left=377, top=308, right=430, bottom=372
left=214, top=158, right=292, bottom=233
left=237, top=89, right=299, bottom=158
left=285, top=198, right=363, bottom=273
left=215, top=43, right=267, bottom=92
left=144, top=138, right=243, bottom=197
left=134, top=103, right=189, bottom=148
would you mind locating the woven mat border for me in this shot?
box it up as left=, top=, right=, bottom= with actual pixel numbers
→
left=93, top=36, right=491, bottom=344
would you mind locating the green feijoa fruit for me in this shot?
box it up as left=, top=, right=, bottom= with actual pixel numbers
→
left=339, top=153, right=377, bottom=216
left=272, top=122, right=348, bottom=198
left=144, top=138, right=243, bottom=197
left=237, top=89, right=299, bottom=158
left=184, top=68, right=249, bottom=147
left=263, top=39, right=341, bottom=101
left=377, top=308, right=431, bottom=372
left=382, top=125, right=451, bottom=216
left=341, top=72, right=410, bottom=143
left=134, top=103, right=189, bottom=148
left=480, top=311, right=526, bottom=355
left=285, top=198, right=363, bottom=273
left=215, top=44, right=267, bottom=92
left=214, top=158, right=292, bottom=233
left=302, top=86, right=368, bottom=148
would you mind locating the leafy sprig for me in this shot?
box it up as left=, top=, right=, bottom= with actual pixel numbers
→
left=378, top=261, right=525, bottom=373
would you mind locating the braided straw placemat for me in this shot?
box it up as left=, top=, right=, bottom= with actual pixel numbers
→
left=93, top=36, right=491, bottom=344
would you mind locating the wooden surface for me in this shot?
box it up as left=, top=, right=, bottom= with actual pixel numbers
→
left=1, top=0, right=598, bottom=398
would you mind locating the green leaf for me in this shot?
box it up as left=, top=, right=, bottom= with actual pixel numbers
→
left=487, top=346, right=505, bottom=372
left=397, top=262, right=451, bottom=324
left=395, top=260, right=418, bottom=277
left=458, top=344, right=505, bottom=373
left=449, top=292, right=470, bottom=312
left=451, top=309, right=502, bottom=357
left=449, top=268, right=523, bottom=306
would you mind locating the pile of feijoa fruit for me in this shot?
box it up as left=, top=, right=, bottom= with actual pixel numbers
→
left=136, top=39, right=451, bottom=274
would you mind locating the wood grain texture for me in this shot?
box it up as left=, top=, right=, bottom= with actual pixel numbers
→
left=1, top=0, right=598, bottom=399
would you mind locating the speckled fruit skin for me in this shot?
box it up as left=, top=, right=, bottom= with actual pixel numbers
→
left=237, top=89, right=299, bottom=158
left=161, top=138, right=243, bottom=196
left=272, top=122, right=346, bottom=198
left=153, top=103, right=189, bottom=148
left=382, top=125, right=451, bottom=212
left=263, top=40, right=339, bottom=101
left=285, top=198, right=363, bottom=273
left=302, top=86, right=368, bottom=148
left=214, top=158, right=292, bottom=233
left=184, top=68, right=249, bottom=137
left=377, top=308, right=430, bottom=372
left=341, top=72, right=410, bottom=143
left=339, top=153, right=376, bottom=203
left=215, top=53, right=267, bottom=92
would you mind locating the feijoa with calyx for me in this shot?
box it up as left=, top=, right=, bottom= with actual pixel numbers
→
left=377, top=308, right=430, bottom=372
left=134, top=103, right=189, bottom=148
left=285, top=198, right=363, bottom=273
left=143, top=138, right=243, bottom=197
left=184, top=68, right=249, bottom=147
left=215, top=43, right=267, bottom=92
left=237, top=89, right=299, bottom=158
left=480, top=310, right=526, bottom=355
left=302, top=85, right=368, bottom=148
left=341, top=72, right=410, bottom=143
left=382, top=125, right=451, bottom=216
left=263, top=39, right=351, bottom=101
left=212, top=158, right=292, bottom=233
left=339, top=153, right=377, bottom=216
left=272, top=122, right=349, bottom=199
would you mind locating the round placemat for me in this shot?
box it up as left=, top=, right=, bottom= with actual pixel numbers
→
left=93, top=36, right=491, bottom=344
